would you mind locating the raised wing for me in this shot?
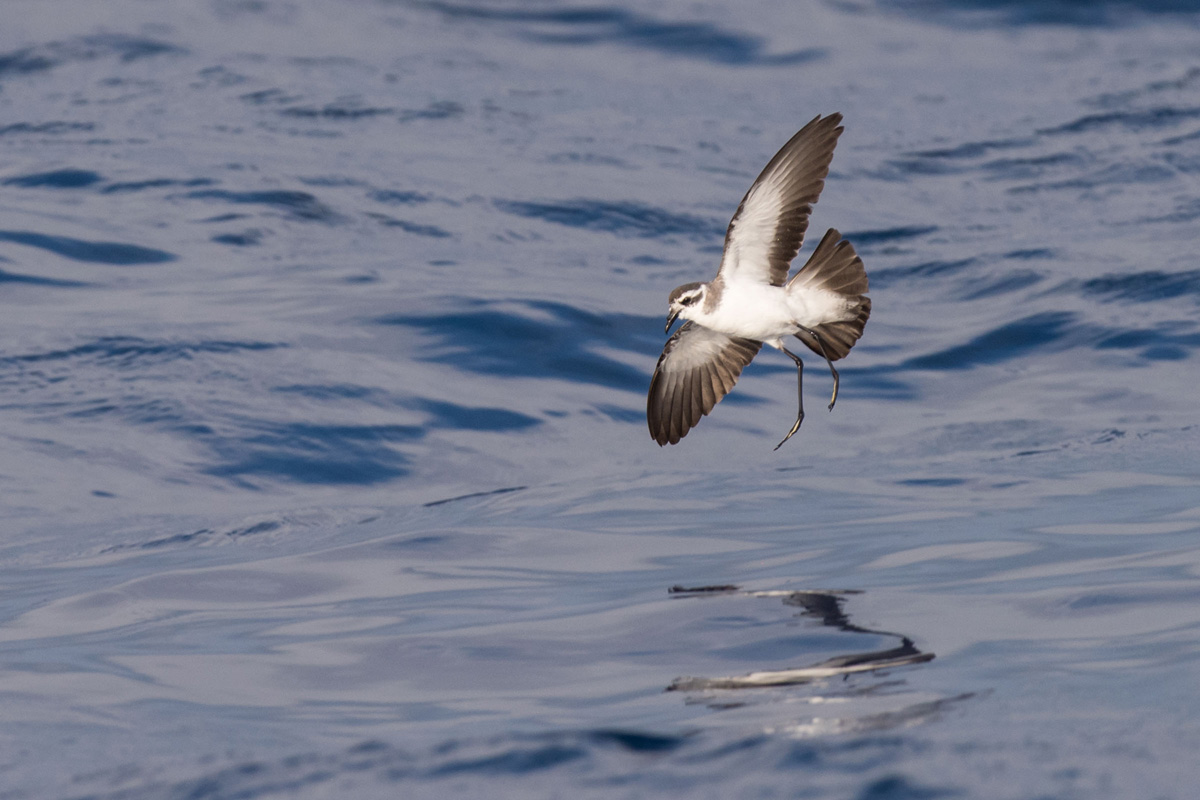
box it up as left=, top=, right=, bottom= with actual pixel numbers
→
left=647, top=322, right=762, bottom=445
left=716, top=113, right=844, bottom=287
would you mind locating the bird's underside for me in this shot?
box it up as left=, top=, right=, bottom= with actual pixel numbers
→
left=646, top=113, right=871, bottom=448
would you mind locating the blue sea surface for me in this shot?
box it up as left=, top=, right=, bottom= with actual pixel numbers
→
left=2, top=0, right=1200, bottom=797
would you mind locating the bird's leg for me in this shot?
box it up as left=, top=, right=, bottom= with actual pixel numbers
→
left=774, top=347, right=805, bottom=451
left=798, top=326, right=839, bottom=411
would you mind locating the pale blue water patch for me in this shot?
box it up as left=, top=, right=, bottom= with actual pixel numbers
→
left=2, top=0, right=1200, bottom=797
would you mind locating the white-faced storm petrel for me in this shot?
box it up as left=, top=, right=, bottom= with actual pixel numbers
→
left=647, top=113, right=871, bottom=449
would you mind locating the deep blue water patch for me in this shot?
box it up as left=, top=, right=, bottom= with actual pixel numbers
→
left=0, top=337, right=283, bottom=369
left=956, top=269, right=1043, bottom=300
left=1004, top=248, right=1054, bottom=260
left=0, top=34, right=182, bottom=77
left=1140, top=344, right=1189, bottom=360
left=587, top=729, right=687, bottom=753
left=397, top=101, right=464, bottom=122
left=377, top=299, right=656, bottom=391
left=1010, top=161, right=1176, bottom=194
left=371, top=189, right=432, bottom=205
left=0, top=268, right=86, bottom=287
left=908, top=139, right=1029, bottom=160
left=869, top=259, right=976, bottom=290
left=415, top=399, right=540, bottom=431
left=896, top=477, right=967, bottom=487
left=0, top=121, right=96, bottom=136
left=854, top=774, right=962, bottom=800
left=902, top=311, right=1077, bottom=370
left=212, top=230, right=264, bottom=246
left=270, top=384, right=541, bottom=431
left=369, top=214, right=453, bottom=237
left=982, top=151, right=1088, bottom=181
left=200, top=420, right=422, bottom=485
left=1093, top=325, right=1200, bottom=353
left=883, top=0, right=1200, bottom=27
left=280, top=101, right=395, bottom=120
left=428, top=744, right=586, bottom=776
left=1039, top=106, right=1200, bottom=136
left=272, top=383, right=389, bottom=403
left=102, top=177, right=214, bottom=194
left=496, top=199, right=723, bottom=241
left=1079, top=270, right=1200, bottom=303
left=185, top=190, right=339, bottom=222
left=2, top=168, right=102, bottom=188
left=844, top=226, right=938, bottom=249
left=413, top=1, right=825, bottom=65
left=0, top=230, right=176, bottom=264
left=239, top=88, right=303, bottom=106
left=838, top=369, right=919, bottom=401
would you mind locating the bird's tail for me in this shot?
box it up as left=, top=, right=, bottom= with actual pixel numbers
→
left=787, top=228, right=870, bottom=361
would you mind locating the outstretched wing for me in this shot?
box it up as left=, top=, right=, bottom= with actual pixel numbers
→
left=716, top=113, right=844, bottom=288
left=647, top=322, right=761, bottom=446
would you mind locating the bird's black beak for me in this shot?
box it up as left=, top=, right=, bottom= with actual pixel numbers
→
left=665, top=308, right=681, bottom=334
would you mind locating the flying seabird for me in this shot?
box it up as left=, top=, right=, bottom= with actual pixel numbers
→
left=647, top=113, right=871, bottom=449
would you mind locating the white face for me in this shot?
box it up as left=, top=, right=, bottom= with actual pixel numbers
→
left=671, top=287, right=705, bottom=317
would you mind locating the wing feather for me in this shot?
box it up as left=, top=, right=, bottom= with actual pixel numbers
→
left=647, top=323, right=762, bottom=446
left=716, top=114, right=844, bottom=287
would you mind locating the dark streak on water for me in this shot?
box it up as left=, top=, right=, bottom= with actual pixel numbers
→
left=495, top=198, right=725, bottom=241
left=412, top=0, right=825, bottom=65
left=0, top=230, right=176, bottom=264
left=0, top=33, right=182, bottom=76
left=379, top=300, right=655, bottom=391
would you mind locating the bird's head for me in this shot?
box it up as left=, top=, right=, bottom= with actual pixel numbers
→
left=665, top=282, right=706, bottom=333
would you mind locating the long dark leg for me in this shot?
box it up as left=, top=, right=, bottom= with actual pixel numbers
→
left=774, top=347, right=805, bottom=451
left=799, top=326, right=839, bottom=411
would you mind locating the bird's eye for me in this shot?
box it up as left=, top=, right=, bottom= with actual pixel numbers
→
left=682, top=295, right=697, bottom=306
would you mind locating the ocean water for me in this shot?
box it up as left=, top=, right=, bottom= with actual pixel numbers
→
left=2, top=0, right=1200, bottom=797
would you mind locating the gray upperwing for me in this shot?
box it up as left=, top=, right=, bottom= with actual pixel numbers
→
left=716, top=113, right=844, bottom=288
left=647, top=322, right=762, bottom=446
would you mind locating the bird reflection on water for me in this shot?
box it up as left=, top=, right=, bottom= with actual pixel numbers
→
left=665, top=586, right=934, bottom=692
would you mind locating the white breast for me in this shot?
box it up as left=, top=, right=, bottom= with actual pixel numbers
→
left=687, top=281, right=859, bottom=342
left=692, top=282, right=797, bottom=341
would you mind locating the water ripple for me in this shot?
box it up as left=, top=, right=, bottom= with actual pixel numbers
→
left=0, top=337, right=282, bottom=368
left=884, top=0, right=1200, bottom=27
left=902, top=311, right=1079, bottom=370
left=0, top=121, right=97, bottom=136
left=367, top=214, right=453, bottom=237
left=869, top=258, right=976, bottom=289
left=280, top=100, right=396, bottom=120
left=0, top=33, right=182, bottom=76
left=843, top=226, right=938, bottom=249
left=2, top=168, right=102, bottom=188
left=201, top=420, right=421, bottom=485
left=0, top=230, right=176, bottom=264
left=102, top=177, right=214, bottom=194
left=0, top=268, right=86, bottom=287
left=1079, top=270, right=1200, bottom=303
left=495, top=199, right=722, bottom=241
left=184, top=189, right=339, bottom=223
left=377, top=299, right=653, bottom=391
left=411, top=1, right=825, bottom=65
left=1039, top=106, right=1200, bottom=135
